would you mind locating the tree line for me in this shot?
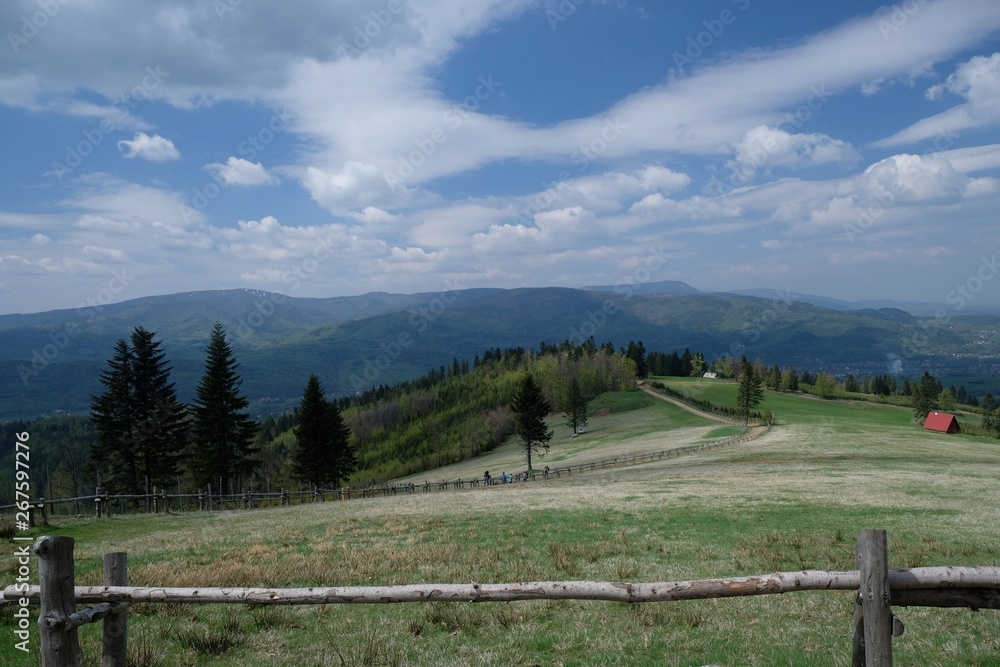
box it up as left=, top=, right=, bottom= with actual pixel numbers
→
left=88, top=322, right=355, bottom=497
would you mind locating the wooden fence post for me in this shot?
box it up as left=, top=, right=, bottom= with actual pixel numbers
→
left=35, top=535, right=81, bottom=667
left=854, top=529, right=893, bottom=666
left=102, top=552, right=128, bottom=667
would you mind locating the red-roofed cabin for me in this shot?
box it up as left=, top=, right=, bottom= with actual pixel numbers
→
left=923, top=412, right=960, bottom=433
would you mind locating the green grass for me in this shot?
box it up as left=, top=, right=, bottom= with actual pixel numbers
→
left=4, top=386, right=1000, bottom=666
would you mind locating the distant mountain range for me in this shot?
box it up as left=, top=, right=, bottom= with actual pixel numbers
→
left=583, top=280, right=996, bottom=316
left=2, top=283, right=998, bottom=421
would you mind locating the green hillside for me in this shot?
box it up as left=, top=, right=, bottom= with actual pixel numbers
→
left=3, top=379, right=999, bottom=666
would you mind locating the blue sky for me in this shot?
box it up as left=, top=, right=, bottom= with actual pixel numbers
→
left=2, top=0, right=1000, bottom=315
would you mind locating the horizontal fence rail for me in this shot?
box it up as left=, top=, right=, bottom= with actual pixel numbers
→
left=7, top=566, right=1000, bottom=607
left=2, top=530, right=998, bottom=667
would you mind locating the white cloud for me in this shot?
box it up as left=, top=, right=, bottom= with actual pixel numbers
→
left=117, top=133, right=181, bottom=161
left=302, top=162, right=414, bottom=213
left=630, top=193, right=742, bottom=220
left=856, top=154, right=965, bottom=203
left=877, top=52, right=1000, bottom=146
left=205, top=157, right=275, bottom=186
left=727, top=125, right=859, bottom=182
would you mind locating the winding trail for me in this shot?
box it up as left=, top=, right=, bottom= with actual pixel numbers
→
left=638, top=382, right=771, bottom=441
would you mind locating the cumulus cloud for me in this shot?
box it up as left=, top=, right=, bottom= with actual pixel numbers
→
left=117, top=133, right=180, bottom=161
left=727, top=125, right=859, bottom=182
left=205, top=157, right=275, bottom=186
left=856, top=153, right=965, bottom=203
left=302, top=162, right=414, bottom=213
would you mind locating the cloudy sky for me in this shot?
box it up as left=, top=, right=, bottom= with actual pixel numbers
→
left=2, top=0, right=1000, bottom=315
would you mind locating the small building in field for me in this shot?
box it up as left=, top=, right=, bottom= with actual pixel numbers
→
left=702, top=372, right=718, bottom=379
left=923, top=412, right=960, bottom=434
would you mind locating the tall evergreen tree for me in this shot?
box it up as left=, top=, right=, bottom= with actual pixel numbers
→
left=191, top=322, right=259, bottom=494
left=980, top=393, right=997, bottom=433
left=911, top=371, right=939, bottom=421
left=90, top=328, right=188, bottom=494
left=735, top=365, right=765, bottom=425
left=767, top=364, right=782, bottom=391
left=624, top=340, right=648, bottom=378
left=90, top=339, right=137, bottom=492
left=292, top=374, right=355, bottom=488
left=562, top=376, right=589, bottom=436
left=511, top=372, right=553, bottom=471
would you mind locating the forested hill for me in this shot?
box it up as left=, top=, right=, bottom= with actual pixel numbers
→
left=2, top=286, right=999, bottom=420
left=0, top=342, right=638, bottom=503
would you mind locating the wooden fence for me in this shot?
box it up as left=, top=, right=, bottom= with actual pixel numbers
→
left=0, top=422, right=770, bottom=523
left=3, top=529, right=998, bottom=666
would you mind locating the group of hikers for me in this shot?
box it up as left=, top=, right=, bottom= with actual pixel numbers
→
left=483, top=467, right=549, bottom=485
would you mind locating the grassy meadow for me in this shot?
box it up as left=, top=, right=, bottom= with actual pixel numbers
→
left=3, top=379, right=1000, bottom=666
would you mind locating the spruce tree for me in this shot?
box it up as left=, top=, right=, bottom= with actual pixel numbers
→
left=191, top=322, right=259, bottom=494
left=129, top=327, right=189, bottom=490
left=911, top=371, right=939, bottom=421
left=292, top=374, right=355, bottom=488
left=735, top=365, right=765, bottom=425
left=91, top=339, right=137, bottom=493
left=562, top=376, right=589, bottom=436
left=90, top=328, right=188, bottom=494
left=511, top=372, right=553, bottom=471
left=981, top=393, right=997, bottom=433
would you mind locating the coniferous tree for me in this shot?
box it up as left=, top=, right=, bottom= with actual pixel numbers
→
left=511, top=372, right=553, bottom=471
left=562, top=376, right=589, bottom=436
left=90, top=328, right=188, bottom=494
left=624, top=340, right=648, bottom=378
left=911, top=372, right=939, bottom=421
left=735, top=365, right=765, bottom=425
left=191, top=322, right=259, bottom=494
left=767, top=364, right=782, bottom=391
left=292, top=374, right=355, bottom=488
left=91, top=339, right=137, bottom=492
left=981, top=393, right=997, bottom=433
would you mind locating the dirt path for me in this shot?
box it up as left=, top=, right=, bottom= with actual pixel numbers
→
left=638, top=383, right=770, bottom=440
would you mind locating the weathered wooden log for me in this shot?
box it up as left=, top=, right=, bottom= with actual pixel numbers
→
left=102, top=552, right=128, bottom=667
left=64, top=601, right=130, bottom=631
left=856, top=528, right=893, bottom=666
left=892, top=588, right=1000, bottom=610
left=35, top=536, right=81, bottom=667
left=8, top=566, right=1000, bottom=608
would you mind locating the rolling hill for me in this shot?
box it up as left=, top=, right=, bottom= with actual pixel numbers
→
left=1, top=286, right=999, bottom=421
